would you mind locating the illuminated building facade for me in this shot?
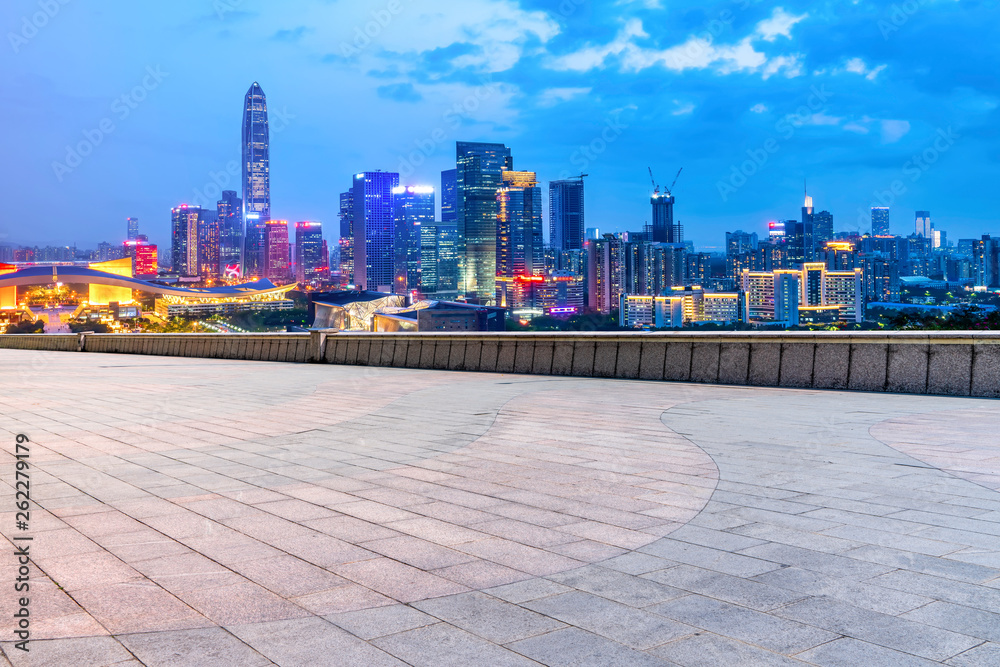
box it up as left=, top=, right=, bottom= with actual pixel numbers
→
left=441, top=169, right=457, bottom=223
left=123, top=240, right=158, bottom=277
left=198, top=209, right=221, bottom=279
left=0, top=263, right=16, bottom=311
left=651, top=191, right=680, bottom=243
left=872, top=207, right=890, bottom=236
left=587, top=234, right=625, bottom=314
left=264, top=220, right=290, bottom=282
left=295, top=221, right=324, bottom=283
left=813, top=210, right=833, bottom=248
left=420, top=223, right=458, bottom=297
left=170, top=205, right=201, bottom=276
left=742, top=270, right=801, bottom=325
left=242, top=82, right=270, bottom=276
left=549, top=177, right=585, bottom=252
left=456, top=141, right=512, bottom=302
left=496, top=171, right=543, bottom=306
left=351, top=172, right=399, bottom=291
left=502, top=271, right=585, bottom=318
left=218, top=190, right=243, bottom=276
left=88, top=258, right=134, bottom=305
left=915, top=211, right=932, bottom=238
left=620, top=295, right=683, bottom=329
left=741, top=265, right=863, bottom=325
left=393, top=185, right=435, bottom=293
left=127, top=217, right=139, bottom=241
left=339, top=190, right=354, bottom=284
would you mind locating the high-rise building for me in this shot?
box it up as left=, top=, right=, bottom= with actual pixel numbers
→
left=264, top=220, right=290, bottom=282
left=726, top=230, right=758, bottom=256
left=456, top=141, right=512, bottom=302
left=915, top=211, right=932, bottom=238
left=496, top=171, right=543, bottom=307
left=441, top=169, right=457, bottom=224
left=393, top=185, right=435, bottom=294
left=242, top=82, right=270, bottom=276
left=198, top=209, right=221, bottom=279
left=123, top=240, right=157, bottom=276
left=338, top=191, right=354, bottom=284
left=786, top=220, right=814, bottom=266
left=651, top=190, right=677, bottom=243
left=872, top=207, right=890, bottom=236
left=171, top=205, right=201, bottom=276
left=295, top=221, right=323, bottom=282
left=420, top=223, right=458, bottom=296
left=586, top=234, right=625, bottom=314
left=352, top=171, right=400, bottom=291
left=127, top=217, right=139, bottom=241
left=742, top=270, right=801, bottom=325
left=549, top=177, right=585, bottom=251
left=217, top=191, right=243, bottom=276
left=813, top=211, right=833, bottom=248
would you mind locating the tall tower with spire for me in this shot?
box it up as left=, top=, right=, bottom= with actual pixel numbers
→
left=242, top=82, right=270, bottom=276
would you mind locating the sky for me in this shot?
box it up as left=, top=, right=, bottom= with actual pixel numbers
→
left=1, top=0, right=998, bottom=252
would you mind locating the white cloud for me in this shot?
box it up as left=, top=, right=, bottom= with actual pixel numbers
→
left=672, top=101, right=695, bottom=115
left=547, top=8, right=807, bottom=80
left=755, top=8, right=809, bottom=42
left=881, top=119, right=911, bottom=143
left=843, top=57, right=887, bottom=80
left=750, top=103, right=768, bottom=113
left=843, top=122, right=870, bottom=134
left=537, top=87, right=592, bottom=107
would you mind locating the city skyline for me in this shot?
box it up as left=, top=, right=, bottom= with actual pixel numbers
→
left=3, top=0, right=997, bottom=251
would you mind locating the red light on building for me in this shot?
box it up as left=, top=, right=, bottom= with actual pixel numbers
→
left=515, top=275, right=544, bottom=282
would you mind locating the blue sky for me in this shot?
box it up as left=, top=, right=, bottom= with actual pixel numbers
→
left=2, top=0, right=998, bottom=252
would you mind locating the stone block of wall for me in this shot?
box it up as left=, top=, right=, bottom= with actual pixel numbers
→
left=551, top=341, right=575, bottom=376
left=927, top=340, right=972, bottom=396
left=448, top=339, right=466, bottom=370
left=513, top=340, right=535, bottom=374
left=379, top=339, right=395, bottom=366
left=690, top=342, right=720, bottom=384
left=748, top=343, right=781, bottom=386
left=638, top=341, right=666, bottom=381
left=812, top=343, right=850, bottom=390
left=479, top=340, right=500, bottom=373
left=664, top=342, right=692, bottom=382
left=532, top=341, right=554, bottom=375
left=972, top=342, right=1000, bottom=398
left=406, top=338, right=425, bottom=368
left=464, top=339, right=483, bottom=371
left=571, top=341, right=595, bottom=377
left=392, top=339, right=409, bottom=367
left=718, top=342, right=750, bottom=385
left=779, top=342, right=815, bottom=389
left=616, top=341, right=641, bottom=380
left=886, top=342, right=928, bottom=394
left=496, top=339, right=517, bottom=373
left=848, top=341, right=888, bottom=392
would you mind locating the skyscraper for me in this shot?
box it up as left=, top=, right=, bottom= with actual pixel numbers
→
left=264, top=220, right=290, bottom=282
left=456, top=141, right=512, bottom=303
left=915, top=211, right=932, bottom=238
left=295, top=221, right=323, bottom=282
left=496, top=171, right=543, bottom=307
left=170, top=205, right=201, bottom=276
left=217, top=190, right=243, bottom=276
left=198, top=209, right=220, bottom=279
left=338, top=191, right=354, bottom=284
left=352, top=171, right=400, bottom=291
left=651, top=191, right=677, bottom=243
left=242, top=82, right=270, bottom=276
left=549, top=178, right=585, bottom=252
left=441, top=169, right=457, bottom=224
left=127, top=217, right=139, bottom=241
left=872, top=207, right=890, bottom=236
left=813, top=210, right=834, bottom=248
left=393, top=185, right=435, bottom=294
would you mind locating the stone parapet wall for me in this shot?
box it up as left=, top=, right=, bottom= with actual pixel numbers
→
left=2, top=331, right=998, bottom=398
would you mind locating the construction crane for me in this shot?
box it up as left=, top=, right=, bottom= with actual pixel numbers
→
left=647, top=167, right=659, bottom=196
left=664, top=167, right=683, bottom=197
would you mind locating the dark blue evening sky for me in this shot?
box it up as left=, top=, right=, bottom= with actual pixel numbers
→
left=2, top=0, right=998, bottom=252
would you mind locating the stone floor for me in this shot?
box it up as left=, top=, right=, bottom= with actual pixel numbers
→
left=1, top=349, right=999, bottom=666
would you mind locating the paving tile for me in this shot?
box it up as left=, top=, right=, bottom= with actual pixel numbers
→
left=508, top=627, right=672, bottom=666
left=946, top=642, right=1000, bottom=666
left=229, top=616, right=405, bottom=666
left=644, top=564, right=807, bottom=611
left=117, top=627, right=273, bottom=667
left=326, top=604, right=437, bottom=640
left=650, top=594, right=837, bottom=654
left=649, top=633, right=811, bottom=666
left=525, top=591, right=695, bottom=649
left=371, top=623, right=539, bottom=667
left=548, top=564, right=687, bottom=607
left=774, top=596, right=981, bottom=661
left=0, top=637, right=133, bottom=667
left=902, top=600, right=1000, bottom=642
left=414, top=591, right=564, bottom=643
left=796, top=637, right=942, bottom=667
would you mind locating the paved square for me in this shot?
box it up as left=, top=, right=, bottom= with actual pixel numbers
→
left=1, top=349, right=999, bottom=665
